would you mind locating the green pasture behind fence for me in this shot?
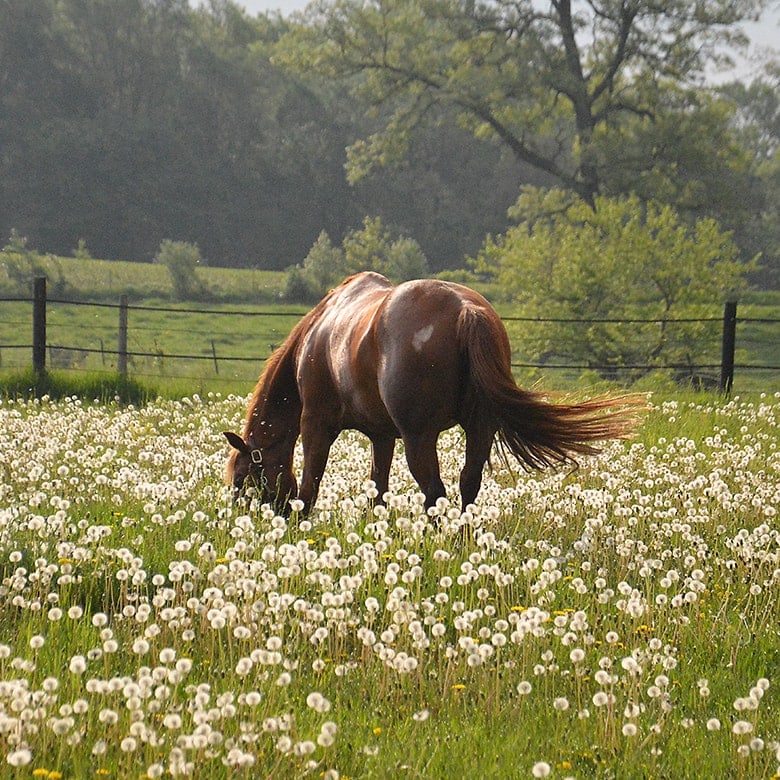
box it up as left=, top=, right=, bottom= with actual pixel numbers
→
left=2, top=278, right=779, bottom=395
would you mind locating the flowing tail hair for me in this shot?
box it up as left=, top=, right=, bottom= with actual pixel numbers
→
left=458, top=305, right=646, bottom=470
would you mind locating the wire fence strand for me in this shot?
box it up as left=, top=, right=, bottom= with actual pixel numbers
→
left=2, top=292, right=779, bottom=389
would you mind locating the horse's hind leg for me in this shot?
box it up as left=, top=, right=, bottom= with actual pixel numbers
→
left=370, top=435, right=395, bottom=503
left=459, top=424, right=496, bottom=509
left=401, top=430, right=446, bottom=509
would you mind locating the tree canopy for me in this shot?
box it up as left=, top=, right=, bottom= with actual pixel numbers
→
left=279, top=0, right=767, bottom=204
left=284, top=216, right=429, bottom=301
left=474, top=188, right=753, bottom=379
left=0, top=0, right=520, bottom=270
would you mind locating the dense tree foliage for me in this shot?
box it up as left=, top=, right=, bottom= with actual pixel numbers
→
left=284, top=216, right=429, bottom=301
left=154, top=239, right=206, bottom=300
left=0, top=0, right=777, bottom=285
left=474, top=188, right=753, bottom=379
left=0, top=0, right=520, bottom=270
left=1, top=0, right=345, bottom=267
left=718, top=64, right=780, bottom=287
left=280, top=0, right=762, bottom=197
left=279, top=0, right=777, bottom=282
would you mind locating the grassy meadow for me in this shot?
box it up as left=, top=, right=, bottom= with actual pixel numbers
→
left=0, top=253, right=287, bottom=304
left=0, top=255, right=298, bottom=396
left=0, top=298, right=306, bottom=396
left=0, top=391, right=778, bottom=778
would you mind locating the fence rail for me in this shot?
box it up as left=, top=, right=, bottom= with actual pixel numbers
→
left=2, top=277, right=779, bottom=393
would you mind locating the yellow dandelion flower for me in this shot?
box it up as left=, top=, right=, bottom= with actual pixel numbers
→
left=451, top=684, right=466, bottom=691
left=510, top=606, right=526, bottom=612
left=48, top=773, right=64, bottom=780
left=33, top=771, right=49, bottom=778
left=372, top=727, right=382, bottom=735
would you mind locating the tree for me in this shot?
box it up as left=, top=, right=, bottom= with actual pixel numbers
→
left=155, top=240, right=206, bottom=300
left=720, top=65, right=780, bottom=163
left=474, top=188, right=753, bottom=381
left=341, top=215, right=428, bottom=279
left=352, top=119, right=541, bottom=271
left=0, top=0, right=358, bottom=268
left=278, top=0, right=767, bottom=205
left=284, top=216, right=429, bottom=301
left=718, top=67, right=780, bottom=287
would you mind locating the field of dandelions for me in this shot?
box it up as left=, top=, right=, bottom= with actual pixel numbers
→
left=1, top=391, right=778, bottom=779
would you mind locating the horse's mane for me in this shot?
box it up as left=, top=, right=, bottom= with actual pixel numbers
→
left=242, top=283, right=345, bottom=439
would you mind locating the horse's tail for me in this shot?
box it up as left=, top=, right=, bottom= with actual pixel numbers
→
left=457, top=305, right=644, bottom=470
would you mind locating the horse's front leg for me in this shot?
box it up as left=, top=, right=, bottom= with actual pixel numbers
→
left=369, top=435, right=395, bottom=503
left=297, top=413, right=338, bottom=514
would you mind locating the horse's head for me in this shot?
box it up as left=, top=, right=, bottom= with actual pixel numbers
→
left=223, top=431, right=297, bottom=509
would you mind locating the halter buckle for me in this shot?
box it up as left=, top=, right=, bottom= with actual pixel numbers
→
left=250, top=449, right=263, bottom=465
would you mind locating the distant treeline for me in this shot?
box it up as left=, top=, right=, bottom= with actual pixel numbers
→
left=1, top=0, right=534, bottom=271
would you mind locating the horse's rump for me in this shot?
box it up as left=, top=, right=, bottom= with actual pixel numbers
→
left=456, top=302, right=643, bottom=470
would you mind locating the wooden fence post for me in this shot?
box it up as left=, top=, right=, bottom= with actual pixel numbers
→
left=211, top=340, right=219, bottom=375
left=720, top=300, right=737, bottom=394
left=33, top=276, right=47, bottom=373
left=118, top=294, right=128, bottom=376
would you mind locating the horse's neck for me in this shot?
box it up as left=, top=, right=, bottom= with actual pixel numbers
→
left=246, top=352, right=302, bottom=451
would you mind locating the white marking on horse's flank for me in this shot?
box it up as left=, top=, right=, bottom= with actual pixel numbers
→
left=412, top=324, right=434, bottom=352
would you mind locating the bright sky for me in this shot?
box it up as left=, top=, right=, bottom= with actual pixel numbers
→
left=233, top=0, right=778, bottom=81
left=240, top=0, right=308, bottom=14
left=241, top=0, right=308, bottom=16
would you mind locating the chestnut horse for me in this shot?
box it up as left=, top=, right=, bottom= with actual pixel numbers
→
left=225, top=272, right=641, bottom=512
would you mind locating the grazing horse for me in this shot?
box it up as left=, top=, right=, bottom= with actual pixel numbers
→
left=224, top=272, right=642, bottom=513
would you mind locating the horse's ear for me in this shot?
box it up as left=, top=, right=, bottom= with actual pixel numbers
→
left=223, top=431, right=250, bottom=454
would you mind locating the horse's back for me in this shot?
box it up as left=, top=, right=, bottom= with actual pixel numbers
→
left=380, top=278, right=500, bottom=359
